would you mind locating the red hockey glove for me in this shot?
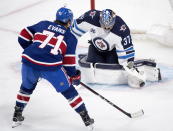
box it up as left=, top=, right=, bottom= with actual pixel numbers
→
left=70, top=70, right=81, bottom=86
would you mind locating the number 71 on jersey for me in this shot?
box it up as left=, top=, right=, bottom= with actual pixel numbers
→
left=39, top=30, right=64, bottom=55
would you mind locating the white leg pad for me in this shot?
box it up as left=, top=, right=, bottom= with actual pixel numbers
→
left=138, top=66, right=161, bottom=81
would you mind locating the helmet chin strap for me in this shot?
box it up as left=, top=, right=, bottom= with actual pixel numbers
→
left=103, top=28, right=111, bottom=33
left=104, top=26, right=113, bottom=30
left=100, top=24, right=113, bottom=32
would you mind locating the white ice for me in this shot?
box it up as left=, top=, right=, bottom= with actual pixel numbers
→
left=0, top=0, right=173, bottom=131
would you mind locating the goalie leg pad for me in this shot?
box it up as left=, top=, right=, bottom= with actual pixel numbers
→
left=141, top=66, right=162, bottom=81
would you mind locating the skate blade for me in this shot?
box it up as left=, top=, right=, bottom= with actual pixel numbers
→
left=87, top=124, right=94, bottom=131
left=12, top=121, right=22, bottom=128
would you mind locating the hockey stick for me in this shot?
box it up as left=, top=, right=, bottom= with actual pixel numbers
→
left=80, top=82, right=144, bottom=118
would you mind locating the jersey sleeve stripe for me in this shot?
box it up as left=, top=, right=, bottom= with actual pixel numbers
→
left=19, top=35, right=31, bottom=41
left=70, top=27, right=82, bottom=37
left=116, top=46, right=134, bottom=52
left=63, top=55, right=76, bottom=65
left=19, top=28, right=33, bottom=41
left=25, top=27, right=34, bottom=38
left=73, top=20, right=86, bottom=34
left=118, top=52, right=135, bottom=59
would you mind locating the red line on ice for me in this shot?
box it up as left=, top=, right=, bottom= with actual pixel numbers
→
left=0, top=0, right=46, bottom=18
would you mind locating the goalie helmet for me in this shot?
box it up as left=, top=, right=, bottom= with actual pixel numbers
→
left=56, top=7, right=73, bottom=24
left=99, top=9, right=116, bottom=30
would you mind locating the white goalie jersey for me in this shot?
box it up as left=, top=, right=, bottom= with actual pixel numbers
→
left=71, top=10, right=135, bottom=66
left=71, top=10, right=161, bottom=88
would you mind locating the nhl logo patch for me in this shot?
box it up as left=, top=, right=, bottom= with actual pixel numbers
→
left=90, top=28, right=96, bottom=33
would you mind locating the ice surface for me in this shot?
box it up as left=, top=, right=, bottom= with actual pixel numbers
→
left=0, top=0, right=173, bottom=131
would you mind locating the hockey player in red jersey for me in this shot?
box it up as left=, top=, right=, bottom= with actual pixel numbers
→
left=12, top=7, right=94, bottom=129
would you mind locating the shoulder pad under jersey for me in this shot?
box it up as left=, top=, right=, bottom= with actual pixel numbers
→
left=76, top=10, right=101, bottom=27
left=111, top=16, right=130, bottom=37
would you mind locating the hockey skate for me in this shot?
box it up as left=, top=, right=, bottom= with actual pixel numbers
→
left=12, top=106, right=24, bottom=128
left=80, top=111, right=94, bottom=131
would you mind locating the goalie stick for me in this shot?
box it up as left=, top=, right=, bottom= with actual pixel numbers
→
left=80, top=82, right=144, bottom=118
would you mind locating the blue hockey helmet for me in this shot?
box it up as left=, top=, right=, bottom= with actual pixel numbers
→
left=56, top=7, right=73, bottom=24
left=99, top=9, right=116, bottom=30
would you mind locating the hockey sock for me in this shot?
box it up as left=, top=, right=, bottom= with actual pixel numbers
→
left=15, top=85, right=35, bottom=109
left=61, top=85, right=87, bottom=113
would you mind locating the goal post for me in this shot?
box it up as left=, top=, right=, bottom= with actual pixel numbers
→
left=90, top=0, right=95, bottom=10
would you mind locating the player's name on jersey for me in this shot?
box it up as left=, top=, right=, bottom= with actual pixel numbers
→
left=48, top=25, right=66, bottom=34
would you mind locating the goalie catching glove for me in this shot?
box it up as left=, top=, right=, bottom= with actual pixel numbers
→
left=122, top=61, right=146, bottom=88
left=70, top=70, right=81, bottom=86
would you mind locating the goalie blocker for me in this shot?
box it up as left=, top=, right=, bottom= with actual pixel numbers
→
left=78, top=54, right=161, bottom=88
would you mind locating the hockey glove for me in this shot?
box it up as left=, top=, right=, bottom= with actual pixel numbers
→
left=70, top=70, right=81, bottom=86
left=123, top=61, right=146, bottom=88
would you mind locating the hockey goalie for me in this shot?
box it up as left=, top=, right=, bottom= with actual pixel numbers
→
left=71, top=9, right=161, bottom=88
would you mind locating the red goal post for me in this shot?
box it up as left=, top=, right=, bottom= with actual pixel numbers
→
left=90, top=0, right=95, bottom=10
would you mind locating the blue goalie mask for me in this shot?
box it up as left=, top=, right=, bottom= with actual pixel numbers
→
left=56, top=7, right=73, bottom=24
left=99, top=9, right=116, bottom=30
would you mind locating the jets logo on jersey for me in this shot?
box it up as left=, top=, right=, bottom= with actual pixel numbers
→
left=97, top=41, right=105, bottom=48
left=93, top=37, right=109, bottom=51
left=89, top=11, right=96, bottom=19
left=120, top=24, right=126, bottom=32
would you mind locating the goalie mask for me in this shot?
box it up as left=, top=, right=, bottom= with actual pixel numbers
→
left=99, top=9, right=116, bottom=30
